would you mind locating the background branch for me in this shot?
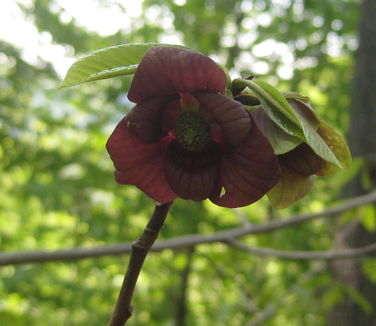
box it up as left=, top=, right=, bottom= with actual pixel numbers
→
left=228, top=240, right=376, bottom=260
left=0, top=192, right=375, bottom=266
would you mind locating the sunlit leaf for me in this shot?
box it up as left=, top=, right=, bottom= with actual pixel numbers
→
left=360, top=205, right=376, bottom=232
left=61, top=43, right=185, bottom=88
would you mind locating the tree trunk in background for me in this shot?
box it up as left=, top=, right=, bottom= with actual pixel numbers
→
left=328, top=1, right=376, bottom=325
left=174, top=248, right=194, bottom=326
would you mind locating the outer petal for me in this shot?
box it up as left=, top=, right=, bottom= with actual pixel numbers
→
left=267, top=165, right=314, bottom=209
left=196, top=93, right=251, bottom=145
left=165, top=141, right=220, bottom=201
left=162, top=98, right=182, bottom=134
left=210, top=119, right=280, bottom=208
left=128, top=46, right=227, bottom=103
left=126, top=96, right=168, bottom=143
left=106, top=117, right=177, bottom=203
left=278, top=143, right=324, bottom=176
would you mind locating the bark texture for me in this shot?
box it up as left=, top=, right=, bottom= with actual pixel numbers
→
left=328, top=1, right=376, bottom=325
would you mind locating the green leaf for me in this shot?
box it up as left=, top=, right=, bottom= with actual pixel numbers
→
left=233, top=78, right=343, bottom=168
left=360, top=205, right=376, bottom=232
left=251, top=108, right=302, bottom=154
left=283, top=91, right=310, bottom=103
left=61, top=43, right=184, bottom=88
left=233, top=79, right=304, bottom=138
left=258, top=95, right=305, bottom=138
left=251, top=80, right=301, bottom=125
left=345, top=286, right=373, bottom=315
left=316, top=120, right=352, bottom=175
left=288, top=98, right=320, bottom=130
left=363, top=260, right=376, bottom=283
left=323, top=284, right=345, bottom=309
left=298, top=114, right=342, bottom=168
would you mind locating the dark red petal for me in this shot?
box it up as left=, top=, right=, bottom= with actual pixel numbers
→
left=128, top=46, right=227, bottom=103
left=126, top=96, right=168, bottom=143
left=210, top=120, right=280, bottom=208
left=165, top=141, right=220, bottom=201
left=196, top=93, right=251, bottom=145
left=106, top=117, right=177, bottom=203
left=279, top=143, right=324, bottom=176
left=162, top=98, right=182, bottom=134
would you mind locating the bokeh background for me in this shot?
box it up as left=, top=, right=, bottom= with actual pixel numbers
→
left=1, top=0, right=375, bottom=325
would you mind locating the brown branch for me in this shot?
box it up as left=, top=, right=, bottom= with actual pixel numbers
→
left=228, top=240, right=376, bottom=260
left=108, top=202, right=172, bottom=326
left=0, top=192, right=375, bottom=266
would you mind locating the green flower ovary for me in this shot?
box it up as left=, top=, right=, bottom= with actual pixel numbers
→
left=175, top=112, right=211, bottom=152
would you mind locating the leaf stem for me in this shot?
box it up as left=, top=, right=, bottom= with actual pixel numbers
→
left=108, top=202, right=173, bottom=326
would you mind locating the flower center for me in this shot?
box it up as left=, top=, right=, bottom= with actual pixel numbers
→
left=175, top=112, right=211, bottom=152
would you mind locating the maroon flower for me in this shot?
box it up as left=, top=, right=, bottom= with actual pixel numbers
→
left=106, top=46, right=279, bottom=207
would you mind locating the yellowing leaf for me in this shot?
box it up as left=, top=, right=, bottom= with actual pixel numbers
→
left=267, top=165, right=314, bottom=208
left=316, top=120, right=352, bottom=176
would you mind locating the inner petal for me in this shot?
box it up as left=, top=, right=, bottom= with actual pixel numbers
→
left=165, top=140, right=221, bottom=200
left=195, top=93, right=251, bottom=145
left=126, top=96, right=168, bottom=143
left=210, top=121, right=280, bottom=208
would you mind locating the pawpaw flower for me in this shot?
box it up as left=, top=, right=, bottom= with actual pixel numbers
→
left=106, top=46, right=279, bottom=208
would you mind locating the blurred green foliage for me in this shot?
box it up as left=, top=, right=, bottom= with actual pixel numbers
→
left=1, top=0, right=373, bottom=325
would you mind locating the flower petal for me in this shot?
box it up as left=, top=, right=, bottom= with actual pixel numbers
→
left=165, top=140, right=220, bottom=201
left=278, top=143, right=324, bottom=176
left=126, top=96, right=168, bottom=143
left=162, top=98, right=182, bottom=133
left=128, top=46, right=227, bottom=103
left=267, top=165, right=314, bottom=209
left=196, top=93, right=251, bottom=145
left=210, top=120, right=280, bottom=208
left=106, top=117, right=177, bottom=203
